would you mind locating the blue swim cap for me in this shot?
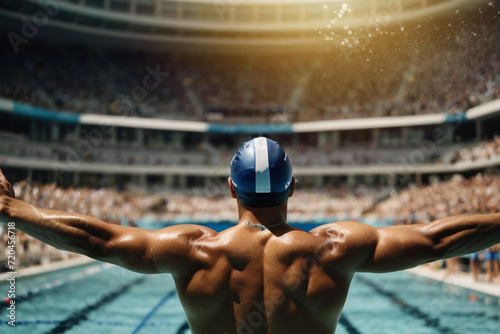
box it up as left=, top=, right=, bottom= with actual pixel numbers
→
left=230, top=137, right=293, bottom=207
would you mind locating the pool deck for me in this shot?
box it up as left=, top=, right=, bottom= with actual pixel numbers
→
left=407, top=266, right=500, bottom=298
left=0, top=256, right=95, bottom=280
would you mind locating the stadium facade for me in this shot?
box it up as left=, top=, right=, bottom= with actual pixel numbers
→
left=0, top=0, right=498, bottom=191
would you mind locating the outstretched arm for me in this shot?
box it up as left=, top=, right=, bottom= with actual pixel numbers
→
left=333, top=214, right=500, bottom=273
left=0, top=170, right=213, bottom=274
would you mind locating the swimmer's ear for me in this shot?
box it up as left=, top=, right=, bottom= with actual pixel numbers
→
left=228, top=177, right=237, bottom=199
left=288, top=177, right=296, bottom=198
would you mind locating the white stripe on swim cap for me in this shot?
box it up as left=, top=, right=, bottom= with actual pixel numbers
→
left=254, top=137, right=271, bottom=193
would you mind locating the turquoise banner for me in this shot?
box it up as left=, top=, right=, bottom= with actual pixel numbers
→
left=13, top=102, right=80, bottom=123
left=208, top=123, right=293, bottom=134
left=444, top=112, right=468, bottom=123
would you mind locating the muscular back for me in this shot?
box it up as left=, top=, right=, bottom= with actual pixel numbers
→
left=173, top=223, right=356, bottom=334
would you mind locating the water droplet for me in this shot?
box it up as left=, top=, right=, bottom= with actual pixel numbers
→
left=401, top=26, right=404, bottom=31
left=338, top=13, right=343, bottom=18
left=327, top=24, right=332, bottom=29
left=344, top=25, right=349, bottom=30
left=348, top=30, right=353, bottom=35
left=323, top=4, right=328, bottom=9
left=342, top=3, right=348, bottom=11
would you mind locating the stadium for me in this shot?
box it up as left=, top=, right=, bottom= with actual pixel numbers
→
left=0, top=0, right=499, bottom=333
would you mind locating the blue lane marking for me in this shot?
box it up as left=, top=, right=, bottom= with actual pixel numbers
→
left=357, top=276, right=459, bottom=333
left=131, top=289, right=178, bottom=334
left=176, top=321, right=190, bottom=334
left=4, top=264, right=105, bottom=305
left=43, top=276, right=145, bottom=334
left=338, top=314, right=363, bottom=334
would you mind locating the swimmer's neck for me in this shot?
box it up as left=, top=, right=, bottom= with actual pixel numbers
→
left=237, top=201, right=288, bottom=228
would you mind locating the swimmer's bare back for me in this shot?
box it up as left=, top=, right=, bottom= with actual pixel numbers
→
left=173, top=222, right=356, bottom=334
left=1, top=168, right=500, bottom=334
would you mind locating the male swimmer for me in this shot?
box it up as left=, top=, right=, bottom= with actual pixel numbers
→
left=1, top=137, right=499, bottom=334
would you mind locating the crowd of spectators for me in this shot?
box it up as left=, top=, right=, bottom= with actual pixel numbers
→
left=449, top=136, right=500, bottom=163
left=375, top=172, right=500, bottom=224
left=300, top=4, right=500, bottom=121
left=8, top=180, right=380, bottom=224
left=180, top=54, right=303, bottom=112
left=0, top=44, right=195, bottom=119
left=0, top=133, right=452, bottom=168
left=0, top=4, right=498, bottom=122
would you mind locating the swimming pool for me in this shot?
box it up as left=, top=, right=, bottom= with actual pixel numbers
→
left=1, top=260, right=499, bottom=334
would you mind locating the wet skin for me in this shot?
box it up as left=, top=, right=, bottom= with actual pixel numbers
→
left=1, top=171, right=499, bottom=333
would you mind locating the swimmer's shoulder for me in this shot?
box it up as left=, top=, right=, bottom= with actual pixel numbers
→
left=155, top=224, right=218, bottom=241
left=151, top=224, right=220, bottom=273
left=309, top=220, right=369, bottom=237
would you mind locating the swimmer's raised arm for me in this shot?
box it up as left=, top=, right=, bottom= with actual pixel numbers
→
left=331, top=214, right=500, bottom=273
left=0, top=195, right=214, bottom=274
left=0, top=169, right=211, bottom=275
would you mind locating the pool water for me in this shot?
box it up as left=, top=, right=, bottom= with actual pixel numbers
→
left=339, top=272, right=500, bottom=334
left=0, top=263, right=189, bottom=334
left=1, top=262, right=499, bottom=334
